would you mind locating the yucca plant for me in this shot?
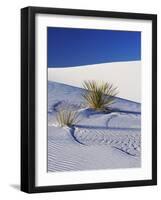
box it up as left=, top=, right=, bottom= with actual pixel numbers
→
left=56, top=109, right=80, bottom=127
left=82, top=80, right=118, bottom=111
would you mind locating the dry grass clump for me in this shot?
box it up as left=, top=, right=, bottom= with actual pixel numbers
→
left=82, top=80, right=118, bottom=111
left=56, top=109, right=80, bottom=127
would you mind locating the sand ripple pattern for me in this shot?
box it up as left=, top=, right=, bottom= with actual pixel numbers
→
left=48, top=128, right=140, bottom=172
left=74, top=127, right=140, bottom=156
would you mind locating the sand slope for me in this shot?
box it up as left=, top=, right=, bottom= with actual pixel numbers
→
left=48, top=81, right=141, bottom=172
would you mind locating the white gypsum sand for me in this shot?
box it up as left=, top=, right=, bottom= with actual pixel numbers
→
left=48, top=61, right=141, bottom=103
left=48, top=81, right=141, bottom=172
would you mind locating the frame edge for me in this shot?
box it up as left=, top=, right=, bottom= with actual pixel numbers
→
left=21, top=7, right=30, bottom=193
left=21, top=7, right=36, bottom=193
left=152, top=14, right=157, bottom=185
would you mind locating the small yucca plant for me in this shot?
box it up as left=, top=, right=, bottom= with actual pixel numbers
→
left=56, top=109, right=80, bottom=127
left=82, top=80, right=118, bottom=111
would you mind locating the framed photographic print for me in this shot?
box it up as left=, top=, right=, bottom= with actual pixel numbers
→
left=21, top=6, right=157, bottom=193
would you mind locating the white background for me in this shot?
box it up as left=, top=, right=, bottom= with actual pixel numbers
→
left=0, top=0, right=159, bottom=199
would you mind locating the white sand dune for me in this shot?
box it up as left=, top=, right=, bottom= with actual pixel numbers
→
left=48, top=61, right=141, bottom=103
left=48, top=81, right=141, bottom=172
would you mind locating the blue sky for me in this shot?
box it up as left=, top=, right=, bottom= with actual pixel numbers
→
left=47, top=27, right=141, bottom=68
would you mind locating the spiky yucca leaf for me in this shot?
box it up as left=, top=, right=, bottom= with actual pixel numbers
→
left=56, top=109, right=80, bottom=127
left=82, top=80, right=118, bottom=111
